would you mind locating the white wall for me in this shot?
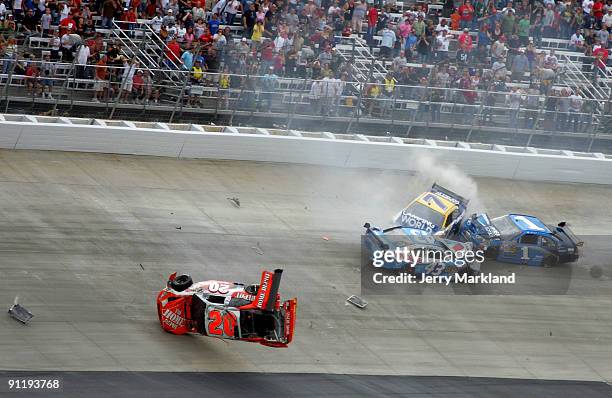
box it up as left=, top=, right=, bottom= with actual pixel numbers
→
left=1, top=117, right=611, bottom=184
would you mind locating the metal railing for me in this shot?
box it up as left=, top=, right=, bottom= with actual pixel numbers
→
left=1, top=56, right=610, bottom=152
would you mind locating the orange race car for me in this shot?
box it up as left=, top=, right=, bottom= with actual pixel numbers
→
left=156, top=269, right=296, bottom=348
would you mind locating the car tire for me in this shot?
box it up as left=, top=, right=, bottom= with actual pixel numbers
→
left=543, top=256, right=557, bottom=268
left=169, top=274, right=193, bottom=292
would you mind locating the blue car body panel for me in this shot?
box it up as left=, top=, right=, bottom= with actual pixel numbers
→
left=458, top=213, right=581, bottom=266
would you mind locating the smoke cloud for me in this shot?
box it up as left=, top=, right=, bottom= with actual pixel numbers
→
left=408, top=153, right=486, bottom=214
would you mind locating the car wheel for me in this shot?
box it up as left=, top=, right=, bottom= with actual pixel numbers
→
left=543, top=256, right=557, bottom=268
left=169, top=274, right=193, bottom=292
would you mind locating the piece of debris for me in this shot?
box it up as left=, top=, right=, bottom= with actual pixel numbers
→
left=170, top=212, right=174, bottom=215
left=227, top=197, right=241, bottom=208
left=346, top=295, right=368, bottom=309
left=139, top=264, right=145, bottom=270
left=322, top=236, right=329, bottom=241
left=251, top=242, right=264, bottom=255
left=175, top=226, right=182, bottom=230
left=8, top=301, right=34, bottom=324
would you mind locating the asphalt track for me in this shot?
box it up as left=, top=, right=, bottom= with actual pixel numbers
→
left=0, top=150, right=611, bottom=395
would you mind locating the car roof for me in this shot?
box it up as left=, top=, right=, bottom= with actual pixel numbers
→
left=508, top=214, right=551, bottom=235
left=413, top=191, right=457, bottom=217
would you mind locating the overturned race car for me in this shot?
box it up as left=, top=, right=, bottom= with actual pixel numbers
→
left=156, top=269, right=297, bottom=347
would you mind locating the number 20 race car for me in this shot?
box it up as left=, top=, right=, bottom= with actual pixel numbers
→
left=156, top=269, right=297, bottom=347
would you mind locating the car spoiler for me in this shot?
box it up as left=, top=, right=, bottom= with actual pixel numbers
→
left=431, top=183, right=470, bottom=209
left=252, top=269, right=283, bottom=311
left=555, top=222, right=584, bottom=247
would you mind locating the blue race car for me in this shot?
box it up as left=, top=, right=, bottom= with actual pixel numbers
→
left=457, top=213, right=583, bottom=266
left=363, top=223, right=481, bottom=276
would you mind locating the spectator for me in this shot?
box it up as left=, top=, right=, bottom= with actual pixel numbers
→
left=458, top=0, right=475, bottom=30
left=165, top=37, right=181, bottom=68
left=568, top=89, right=584, bottom=132
left=517, top=14, right=530, bottom=45
left=101, top=0, right=117, bottom=28
left=511, top=49, right=529, bottom=81
left=93, top=55, right=109, bottom=102
left=506, top=86, right=522, bottom=128
left=76, top=43, right=91, bottom=78
left=556, top=88, right=571, bottom=130
left=259, top=66, right=277, bottom=112
left=436, top=30, right=450, bottom=61
left=40, top=53, right=56, bottom=99
left=524, top=83, right=540, bottom=129
left=416, top=33, right=430, bottom=62
left=352, top=0, right=366, bottom=36
left=380, top=24, right=396, bottom=59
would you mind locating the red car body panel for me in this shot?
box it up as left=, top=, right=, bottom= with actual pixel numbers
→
left=156, top=269, right=297, bottom=347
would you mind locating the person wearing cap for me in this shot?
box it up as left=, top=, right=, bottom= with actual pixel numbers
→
left=458, top=28, right=473, bottom=51
left=163, top=8, right=176, bottom=26
left=435, top=18, right=450, bottom=34
left=511, top=48, right=529, bottom=82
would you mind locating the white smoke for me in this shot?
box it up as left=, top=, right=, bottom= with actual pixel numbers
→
left=409, top=153, right=486, bottom=214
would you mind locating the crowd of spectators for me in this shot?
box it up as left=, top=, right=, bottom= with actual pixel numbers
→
left=0, top=0, right=609, bottom=131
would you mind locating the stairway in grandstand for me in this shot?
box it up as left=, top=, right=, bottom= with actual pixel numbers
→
left=110, top=21, right=185, bottom=98
left=557, top=52, right=610, bottom=137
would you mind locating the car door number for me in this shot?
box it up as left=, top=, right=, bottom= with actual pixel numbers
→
left=207, top=309, right=237, bottom=338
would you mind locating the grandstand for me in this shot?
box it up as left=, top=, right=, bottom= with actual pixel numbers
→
left=0, top=0, right=610, bottom=152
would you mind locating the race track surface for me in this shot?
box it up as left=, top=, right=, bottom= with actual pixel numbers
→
left=1, top=371, right=611, bottom=398
left=0, top=150, right=611, bottom=383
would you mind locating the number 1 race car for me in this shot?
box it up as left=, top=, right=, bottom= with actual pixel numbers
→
left=457, top=213, right=583, bottom=266
left=156, top=269, right=297, bottom=347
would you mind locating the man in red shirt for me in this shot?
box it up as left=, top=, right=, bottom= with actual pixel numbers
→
left=59, top=14, right=76, bottom=36
left=165, top=38, right=181, bottom=68
left=592, top=0, right=604, bottom=27
left=367, top=6, right=378, bottom=40
left=593, top=45, right=609, bottom=63
left=122, top=7, right=138, bottom=37
left=198, top=26, right=213, bottom=44
left=458, top=28, right=473, bottom=51
left=458, top=0, right=475, bottom=30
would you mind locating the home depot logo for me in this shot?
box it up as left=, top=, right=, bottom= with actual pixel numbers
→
left=256, top=273, right=271, bottom=309
left=163, top=308, right=185, bottom=330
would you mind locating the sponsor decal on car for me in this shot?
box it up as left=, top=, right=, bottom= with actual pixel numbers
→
left=400, top=211, right=436, bottom=233
left=162, top=308, right=185, bottom=330
left=256, top=272, right=272, bottom=309
left=234, top=292, right=256, bottom=301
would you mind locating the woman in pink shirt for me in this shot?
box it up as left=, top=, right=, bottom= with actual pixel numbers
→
left=399, top=18, right=412, bottom=40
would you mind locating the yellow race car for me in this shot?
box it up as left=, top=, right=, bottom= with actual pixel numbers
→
left=392, top=184, right=469, bottom=235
